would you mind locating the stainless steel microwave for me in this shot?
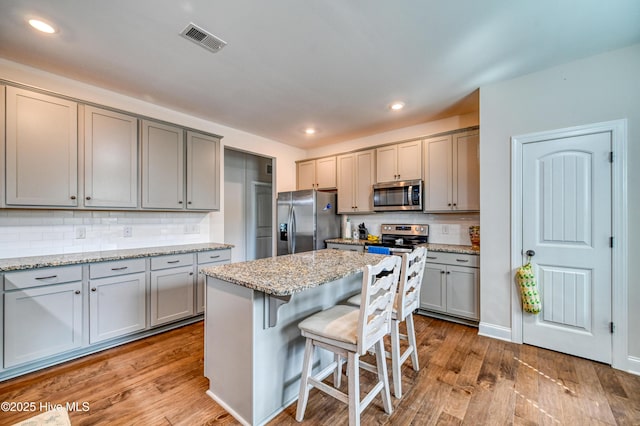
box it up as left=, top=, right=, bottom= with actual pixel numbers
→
left=372, top=179, right=423, bottom=211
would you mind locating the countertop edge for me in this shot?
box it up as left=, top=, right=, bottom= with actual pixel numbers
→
left=0, top=243, right=234, bottom=272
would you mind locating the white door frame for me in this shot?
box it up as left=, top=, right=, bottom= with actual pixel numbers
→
left=511, top=119, right=628, bottom=370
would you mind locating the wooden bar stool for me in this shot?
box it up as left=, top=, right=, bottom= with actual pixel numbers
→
left=346, top=246, right=427, bottom=398
left=296, top=255, right=402, bottom=426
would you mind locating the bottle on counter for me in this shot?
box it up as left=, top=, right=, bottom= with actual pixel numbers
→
left=343, top=216, right=351, bottom=239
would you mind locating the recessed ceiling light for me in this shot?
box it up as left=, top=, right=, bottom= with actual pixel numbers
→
left=28, top=19, right=57, bottom=34
left=389, top=102, right=405, bottom=111
left=304, top=128, right=316, bottom=135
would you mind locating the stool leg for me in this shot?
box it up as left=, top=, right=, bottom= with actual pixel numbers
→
left=334, top=354, right=342, bottom=388
left=296, top=339, right=314, bottom=422
left=406, top=313, right=419, bottom=371
left=347, top=352, right=360, bottom=426
left=390, top=319, right=402, bottom=399
left=375, top=338, right=393, bottom=414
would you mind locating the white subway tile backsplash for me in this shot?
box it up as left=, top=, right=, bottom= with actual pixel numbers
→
left=0, top=210, right=212, bottom=258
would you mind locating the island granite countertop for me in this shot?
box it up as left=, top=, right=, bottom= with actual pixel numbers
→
left=201, top=249, right=387, bottom=296
left=325, top=238, right=479, bottom=255
left=0, top=243, right=234, bottom=272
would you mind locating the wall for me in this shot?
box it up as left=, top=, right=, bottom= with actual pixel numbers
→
left=479, top=44, right=640, bottom=367
left=0, top=58, right=305, bottom=258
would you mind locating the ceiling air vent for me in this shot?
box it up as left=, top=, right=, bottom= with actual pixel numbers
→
left=180, top=23, right=227, bottom=53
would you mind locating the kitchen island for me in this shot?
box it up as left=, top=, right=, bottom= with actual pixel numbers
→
left=201, top=249, right=388, bottom=426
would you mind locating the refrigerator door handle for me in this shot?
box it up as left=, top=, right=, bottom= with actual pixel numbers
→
left=291, top=206, right=297, bottom=253
left=286, top=206, right=293, bottom=254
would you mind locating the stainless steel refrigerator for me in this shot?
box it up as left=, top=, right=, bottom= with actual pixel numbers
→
left=277, top=190, right=340, bottom=255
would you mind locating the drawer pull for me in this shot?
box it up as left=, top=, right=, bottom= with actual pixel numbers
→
left=456, top=259, right=470, bottom=263
left=35, top=275, right=58, bottom=280
left=427, top=256, right=438, bottom=260
left=75, top=290, right=81, bottom=295
left=111, top=266, right=129, bottom=271
left=167, top=260, right=180, bottom=264
left=91, top=288, right=97, bottom=292
left=209, top=255, right=220, bottom=259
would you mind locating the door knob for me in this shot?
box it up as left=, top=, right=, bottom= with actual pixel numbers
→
left=525, top=250, right=536, bottom=257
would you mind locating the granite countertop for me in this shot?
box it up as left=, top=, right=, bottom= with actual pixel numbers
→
left=0, top=243, right=234, bottom=272
left=201, top=249, right=387, bottom=296
left=325, top=238, right=479, bottom=255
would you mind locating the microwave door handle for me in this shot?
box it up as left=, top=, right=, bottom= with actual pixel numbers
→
left=407, top=185, right=412, bottom=204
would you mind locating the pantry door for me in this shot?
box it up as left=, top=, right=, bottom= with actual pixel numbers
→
left=519, top=127, right=612, bottom=363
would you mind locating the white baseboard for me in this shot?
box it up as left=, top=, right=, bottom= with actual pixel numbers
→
left=478, top=322, right=512, bottom=342
left=627, top=356, right=640, bottom=376
left=206, top=390, right=250, bottom=426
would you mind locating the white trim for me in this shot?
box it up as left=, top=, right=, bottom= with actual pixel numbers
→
left=627, top=356, right=640, bottom=376
left=206, top=390, right=251, bottom=426
left=510, top=119, right=628, bottom=371
left=478, top=322, right=512, bottom=342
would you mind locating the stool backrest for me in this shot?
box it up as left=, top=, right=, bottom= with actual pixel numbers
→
left=357, top=255, right=402, bottom=355
left=396, top=246, right=428, bottom=320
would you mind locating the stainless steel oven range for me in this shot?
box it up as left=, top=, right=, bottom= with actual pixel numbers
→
left=365, top=224, right=428, bottom=254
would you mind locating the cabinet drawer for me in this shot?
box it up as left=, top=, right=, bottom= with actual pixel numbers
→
left=4, top=265, right=83, bottom=290
left=150, top=253, right=194, bottom=270
left=90, top=258, right=146, bottom=279
left=424, top=251, right=478, bottom=268
left=197, top=250, right=231, bottom=264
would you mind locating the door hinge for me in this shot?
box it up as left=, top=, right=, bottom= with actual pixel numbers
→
left=610, top=322, right=615, bottom=333
left=610, top=236, right=614, bottom=248
left=609, top=151, right=614, bottom=163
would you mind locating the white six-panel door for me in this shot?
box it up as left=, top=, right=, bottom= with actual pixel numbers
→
left=521, top=131, right=612, bottom=363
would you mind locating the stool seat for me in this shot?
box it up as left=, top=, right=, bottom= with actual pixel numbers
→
left=299, top=304, right=359, bottom=346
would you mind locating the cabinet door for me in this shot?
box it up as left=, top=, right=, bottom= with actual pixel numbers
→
left=150, top=266, right=194, bottom=326
left=354, top=150, right=375, bottom=212
left=375, top=145, right=397, bottom=183
left=186, top=131, right=220, bottom=210
left=142, top=120, right=184, bottom=209
left=446, top=265, right=479, bottom=320
left=4, top=282, right=83, bottom=368
left=84, top=106, right=138, bottom=208
left=396, top=140, right=422, bottom=181
left=89, top=272, right=146, bottom=343
left=336, top=153, right=355, bottom=213
left=420, top=263, right=447, bottom=313
left=423, top=135, right=453, bottom=211
left=5, top=87, right=78, bottom=207
left=452, top=131, right=480, bottom=211
left=297, top=160, right=316, bottom=190
left=315, top=156, right=336, bottom=189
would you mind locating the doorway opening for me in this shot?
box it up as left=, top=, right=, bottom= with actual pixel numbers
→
left=224, top=148, right=274, bottom=263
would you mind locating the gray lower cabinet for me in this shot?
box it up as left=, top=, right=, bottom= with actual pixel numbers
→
left=150, top=254, right=195, bottom=326
left=3, top=266, right=83, bottom=368
left=326, top=242, right=365, bottom=253
left=196, top=250, right=232, bottom=314
left=420, top=252, right=479, bottom=321
left=88, top=259, right=147, bottom=344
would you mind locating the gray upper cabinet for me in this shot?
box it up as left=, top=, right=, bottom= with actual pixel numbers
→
left=83, top=106, right=139, bottom=208
left=5, top=87, right=78, bottom=207
left=141, top=120, right=185, bottom=209
left=186, top=131, right=220, bottom=210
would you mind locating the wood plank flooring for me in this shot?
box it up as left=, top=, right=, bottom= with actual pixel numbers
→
left=1, top=316, right=638, bottom=425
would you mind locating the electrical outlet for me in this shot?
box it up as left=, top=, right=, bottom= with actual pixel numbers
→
left=123, top=226, right=133, bottom=238
left=75, top=226, right=86, bottom=239
left=185, top=224, right=200, bottom=234
left=441, top=224, right=450, bottom=235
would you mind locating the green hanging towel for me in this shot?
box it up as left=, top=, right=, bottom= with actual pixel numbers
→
left=516, top=262, right=541, bottom=314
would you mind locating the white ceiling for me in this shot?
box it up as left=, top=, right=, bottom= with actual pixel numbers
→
left=1, top=1, right=639, bottom=148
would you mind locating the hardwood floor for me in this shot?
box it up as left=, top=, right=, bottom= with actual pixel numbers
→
left=1, top=316, right=638, bottom=425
